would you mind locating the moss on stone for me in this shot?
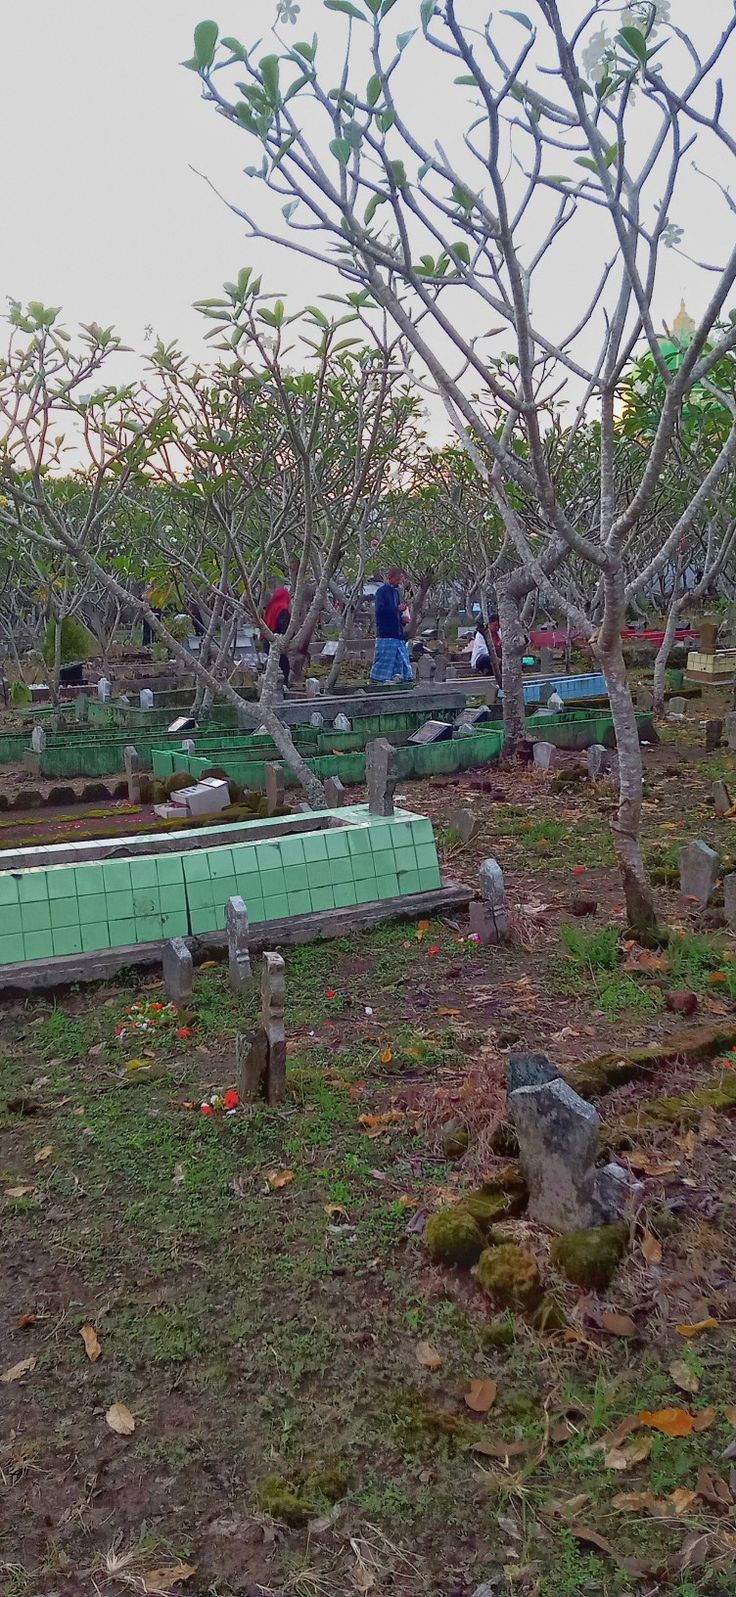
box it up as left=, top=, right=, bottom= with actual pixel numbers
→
left=455, top=1190, right=508, bottom=1230
left=551, top=1223, right=627, bottom=1290
left=616, top=1069, right=736, bottom=1133
left=423, top=1208, right=485, bottom=1267
left=473, top=1243, right=543, bottom=1311
left=256, top=1465, right=347, bottom=1527
left=164, top=771, right=192, bottom=797
left=568, top=1024, right=736, bottom=1099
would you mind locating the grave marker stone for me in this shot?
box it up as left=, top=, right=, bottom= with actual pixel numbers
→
left=539, top=647, right=553, bottom=674
left=306, top=677, right=321, bottom=698
left=236, top=1026, right=269, bottom=1102
left=123, top=745, right=141, bottom=804
left=449, top=807, right=480, bottom=844
left=669, top=695, right=687, bottom=716
left=678, top=839, right=720, bottom=905
left=97, top=677, right=111, bottom=702
left=433, top=650, right=447, bottom=683
left=31, top=725, right=46, bottom=754
left=637, top=686, right=654, bottom=713
left=713, top=780, right=732, bottom=817
left=469, top=856, right=509, bottom=944
left=325, top=775, right=346, bottom=807
left=262, top=951, right=287, bottom=1104
left=532, top=740, right=559, bottom=771
left=227, top=895, right=253, bottom=992
left=162, top=937, right=193, bottom=1006
left=75, top=694, right=89, bottom=724
left=705, top=718, right=723, bottom=752
left=264, top=762, right=285, bottom=816
left=510, top=1077, right=601, bottom=1231
left=309, top=711, right=324, bottom=729
left=416, top=653, right=434, bottom=683
left=181, top=739, right=195, bottom=757
left=724, top=873, right=736, bottom=930
left=586, top=743, right=609, bottom=779
left=725, top=711, right=736, bottom=751
left=140, top=689, right=154, bottom=711
left=333, top=712, right=352, bottom=733
left=366, top=737, right=398, bottom=817
left=408, top=720, right=453, bottom=745
left=700, top=618, right=719, bottom=655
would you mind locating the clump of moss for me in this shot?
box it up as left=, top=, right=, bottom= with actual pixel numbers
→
left=13, top=789, right=43, bottom=809
left=618, top=1071, right=736, bottom=1132
left=480, top=1165, right=529, bottom=1217
left=150, top=779, right=167, bottom=804
left=424, top=1208, right=485, bottom=1267
left=647, top=1205, right=681, bottom=1240
left=257, top=1466, right=347, bottom=1527
left=551, top=1223, right=627, bottom=1290
left=481, top=1315, right=515, bottom=1349
left=164, top=771, right=192, bottom=797
left=441, top=1119, right=469, bottom=1160
left=473, top=1243, right=543, bottom=1311
left=455, top=1190, right=508, bottom=1230
left=399, top=1393, right=481, bottom=1446
left=138, top=774, right=153, bottom=804
left=568, top=1023, right=736, bottom=1098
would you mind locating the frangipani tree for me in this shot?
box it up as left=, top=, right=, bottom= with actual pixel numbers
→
left=189, top=0, right=736, bottom=926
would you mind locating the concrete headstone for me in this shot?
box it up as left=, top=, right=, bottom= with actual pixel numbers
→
left=637, top=686, right=654, bottom=713
left=262, top=951, right=287, bottom=1104
left=227, top=895, right=253, bottom=993
left=162, top=937, right=193, bottom=1006
left=510, top=1077, right=601, bottom=1231
left=724, top=873, right=736, bottom=930
left=533, top=740, right=559, bottom=771
left=366, top=737, right=398, bottom=817
left=140, top=689, right=154, bottom=711
left=416, top=653, right=434, bottom=683
left=548, top=691, right=564, bottom=713
left=181, top=738, right=195, bottom=757
left=713, top=780, right=732, bottom=817
left=325, top=775, right=346, bottom=807
left=123, top=745, right=141, bottom=805
left=264, top=762, right=285, bottom=816
left=30, top=725, right=46, bottom=754
left=669, top=695, right=687, bottom=716
left=449, top=807, right=480, bottom=844
left=507, top=1050, right=560, bottom=1096
left=678, top=839, right=720, bottom=906
left=309, top=712, right=324, bottom=729
left=586, top=743, right=609, bottom=779
left=97, top=677, right=111, bottom=702
left=75, top=694, right=89, bottom=724
left=408, top=720, right=453, bottom=745
left=305, top=678, right=321, bottom=699
left=469, top=856, right=509, bottom=944
left=705, top=718, right=723, bottom=753
left=700, top=619, right=719, bottom=655
left=725, top=711, right=736, bottom=752
left=333, top=712, right=352, bottom=733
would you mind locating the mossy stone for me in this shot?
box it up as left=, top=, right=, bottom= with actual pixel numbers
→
left=424, top=1208, right=485, bottom=1267
left=256, top=1466, right=347, bottom=1527
left=507, top=1051, right=560, bottom=1096
left=455, top=1190, right=508, bottom=1230
left=473, top=1243, right=543, bottom=1311
left=165, top=771, right=192, bottom=797
left=151, top=779, right=167, bottom=804
left=551, top=1223, right=627, bottom=1290
left=481, top=1316, right=516, bottom=1349
left=442, top=1119, right=469, bottom=1160
left=47, top=785, right=76, bottom=808
left=81, top=782, right=112, bottom=803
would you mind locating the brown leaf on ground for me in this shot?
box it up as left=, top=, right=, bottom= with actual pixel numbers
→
left=4, top=1185, right=36, bottom=1199
left=141, top=1565, right=197, bottom=1594
left=676, top=1318, right=719, bottom=1336
left=16, top=1312, right=38, bottom=1329
left=415, top=1341, right=442, bottom=1371
left=670, top=1488, right=698, bottom=1516
left=80, top=1324, right=101, bottom=1362
left=464, top=1378, right=497, bottom=1413
left=641, top=1231, right=663, bottom=1265
left=692, top=1406, right=717, bottom=1432
left=33, top=1144, right=53, bottom=1164
left=264, top=1168, right=294, bottom=1190
left=600, top=1311, right=637, bottom=1338
left=437, top=1007, right=461, bottom=1016
left=472, top=1437, right=532, bottom=1460
left=676, top=1531, right=714, bottom=1571
left=105, top=1401, right=136, bottom=1435
left=627, top=1154, right=680, bottom=1175
left=669, top=1359, right=699, bottom=1395
left=724, top=1405, right=736, bottom=1426
left=593, top=1416, right=641, bottom=1453
left=639, top=1407, right=695, bottom=1437
left=1, top=1355, right=36, bottom=1383
left=604, top=1435, right=652, bottom=1471
left=569, top=1525, right=616, bottom=1559
left=172, top=1163, right=185, bottom=1188
left=696, top=1468, right=732, bottom=1507
left=611, top=1491, right=665, bottom=1514
left=324, top=1203, right=350, bottom=1220
left=415, top=919, right=430, bottom=941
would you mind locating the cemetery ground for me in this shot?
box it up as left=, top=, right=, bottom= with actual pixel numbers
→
left=4, top=725, right=736, bottom=1597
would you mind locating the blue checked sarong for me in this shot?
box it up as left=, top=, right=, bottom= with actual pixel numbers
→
left=370, top=637, right=414, bottom=683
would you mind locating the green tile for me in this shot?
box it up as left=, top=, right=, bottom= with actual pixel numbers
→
left=81, top=923, right=110, bottom=951
left=183, top=852, right=210, bottom=883
left=210, top=900, right=227, bottom=929
left=278, top=834, right=305, bottom=866
left=132, top=889, right=160, bottom=917
left=235, top=869, right=261, bottom=899
left=135, top=917, right=164, bottom=942
left=231, top=843, right=259, bottom=876
left=156, top=853, right=185, bottom=886
left=332, top=881, right=358, bottom=908
left=161, top=911, right=189, bottom=938
left=79, top=893, right=108, bottom=925
left=260, top=867, right=286, bottom=898
left=324, top=828, right=349, bottom=858
left=279, top=863, right=308, bottom=895
left=330, top=856, right=354, bottom=886
left=0, top=932, right=20, bottom=963
left=354, top=879, right=379, bottom=903
left=419, top=862, right=442, bottom=891
left=397, top=869, right=421, bottom=895
left=189, top=907, right=219, bottom=934
left=24, top=930, right=54, bottom=960
left=309, top=885, right=335, bottom=912
left=108, top=919, right=137, bottom=947
left=263, top=893, right=289, bottom=920
left=21, top=900, right=51, bottom=933
left=302, top=831, right=328, bottom=862
left=209, top=848, right=234, bottom=878
left=1, top=904, right=22, bottom=935
left=368, top=822, right=395, bottom=852
left=371, top=849, right=395, bottom=878
left=107, top=889, right=134, bottom=920
left=0, top=873, right=19, bottom=906
left=287, top=890, right=311, bottom=916
left=375, top=873, right=400, bottom=899
left=52, top=926, right=83, bottom=956
left=102, top=859, right=132, bottom=892
left=352, top=853, right=377, bottom=882
left=50, top=897, right=80, bottom=928
left=347, top=828, right=371, bottom=856
left=18, top=870, right=48, bottom=904
left=247, top=899, right=265, bottom=923
left=47, top=868, right=74, bottom=901
left=76, top=862, right=105, bottom=896
left=255, top=842, right=281, bottom=872
left=308, top=860, right=333, bottom=890
left=410, top=818, right=435, bottom=845
left=394, top=846, right=418, bottom=876
left=416, top=843, right=440, bottom=871
left=159, top=884, right=187, bottom=913
left=130, top=856, right=159, bottom=888
left=186, top=878, right=214, bottom=909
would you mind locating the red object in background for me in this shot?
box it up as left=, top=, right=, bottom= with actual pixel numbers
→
left=224, top=1089, right=239, bottom=1110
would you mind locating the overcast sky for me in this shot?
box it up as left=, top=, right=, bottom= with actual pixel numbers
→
left=1, top=1, right=732, bottom=412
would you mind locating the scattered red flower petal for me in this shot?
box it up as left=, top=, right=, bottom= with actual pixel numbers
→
left=224, top=1090, right=239, bottom=1110
left=177, top=1027, right=191, bottom=1039
left=573, top=865, right=584, bottom=874
left=200, top=1103, right=213, bottom=1117
left=428, top=945, right=440, bottom=956
left=326, top=989, right=336, bottom=999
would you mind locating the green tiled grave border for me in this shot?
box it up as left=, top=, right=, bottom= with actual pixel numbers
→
left=0, top=805, right=441, bottom=965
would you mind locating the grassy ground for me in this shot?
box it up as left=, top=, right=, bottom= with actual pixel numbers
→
left=3, top=709, right=736, bottom=1596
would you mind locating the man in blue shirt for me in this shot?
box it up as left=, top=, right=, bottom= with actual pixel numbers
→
left=370, top=566, right=414, bottom=684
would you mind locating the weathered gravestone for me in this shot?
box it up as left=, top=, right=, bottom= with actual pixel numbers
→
left=713, top=780, right=732, bottom=817
left=678, top=839, right=720, bottom=906
left=454, top=705, right=491, bottom=731
left=469, top=857, right=509, bottom=945
left=637, top=686, right=654, bottom=713
left=325, top=775, right=346, bottom=807
left=586, top=743, right=609, bottom=779
left=433, top=650, right=447, bottom=683
left=506, top=1049, right=560, bottom=1096
left=510, top=1078, right=601, bottom=1230
left=305, top=677, right=321, bottom=698
left=449, top=807, right=481, bottom=845
left=669, top=695, right=687, bottom=716
left=140, top=689, right=154, bottom=711
left=75, top=694, right=89, bottom=724
left=123, top=745, right=141, bottom=805
left=309, top=711, right=324, bottom=729
left=725, top=711, right=736, bottom=752
left=408, top=720, right=453, bottom=745
left=366, top=737, right=398, bottom=817
left=333, top=712, right=352, bottom=733
left=162, top=938, right=193, bottom=1006
left=416, top=653, right=434, bottom=683
left=539, top=647, right=553, bottom=675
left=31, top=725, right=46, bottom=754
left=227, top=895, right=252, bottom=992
left=532, top=740, right=559, bottom=771
left=264, top=762, right=285, bottom=816
left=700, top=618, right=719, bottom=655
left=97, top=677, right=111, bottom=702
left=262, top=951, right=286, bottom=1103
left=705, top=718, right=723, bottom=752
left=181, top=738, right=195, bottom=758
left=724, top=873, right=736, bottom=931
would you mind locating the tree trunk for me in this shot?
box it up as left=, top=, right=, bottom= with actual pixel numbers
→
left=259, top=641, right=325, bottom=807
left=597, top=634, right=658, bottom=930
left=497, top=584, right=526, bottom=748
left=652, top=594, right=680, bottom=717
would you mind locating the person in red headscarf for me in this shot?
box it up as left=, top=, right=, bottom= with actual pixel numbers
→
left=261, top=586, right=292, bottom=687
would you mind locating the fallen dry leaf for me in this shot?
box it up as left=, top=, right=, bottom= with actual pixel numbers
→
left=724, top=1405, right=736, bottom=1426
left=105, top=1401, right=136, bottom=1435
left=611, top=1491, right=665, bottom=1514
left=172, top=1163, right=185, bottom=1188
left=670, top=1487, right=698, bottom=1516
left=415, top=919, right=430, bottom=941
left=4, top=1185, right=36, bottom=1199
left=600, top=1311, right=637, bottom=1338
left=676, top=1317, right=720, bottom=1337
left=696, top=1467, right=732, bottom=1507
left=692, top=1405, right=717, bottom=1432
left=380, top=1048, right=393, bottom=1064
left=16, top=1312, right=38, bottom=1329
left=437, top=1006, right=461, bottom=1016
left=669, top=1359, right=699, bottom=1395
left=141, top=1564, right=197, bottom=1594
left=324, top=1203, right=350, bottom=1220
left=472, top=1437, right=532, bottom=1460
left=80, top=1324, right=101, bottom=1363
left=641, top=1231, right=663, bottom=1265
left=627, top=1154, right=680, bottom=1176
left=415, top=1341, right=442, bottom=1371
left=265, top=1168, right=294, bottom=1190
left=464, top=1378, right=497, bottom=1414
left=33, top=1144, right=52, bottom=1164
left=604, top=1435, right=652, bottom=1471
left=1, top=1355, right=36, bottom=1383
left=639, top=1407, right=695, bottom=1437
left=569, top=1524, right=616, bottom=1559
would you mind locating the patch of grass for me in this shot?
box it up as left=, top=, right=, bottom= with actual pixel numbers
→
left=559, top=922, right=620, bottom=971
left=37, top=1007, right=92, bottom=1060
left=538, top=1532, right=608, bottom=1597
